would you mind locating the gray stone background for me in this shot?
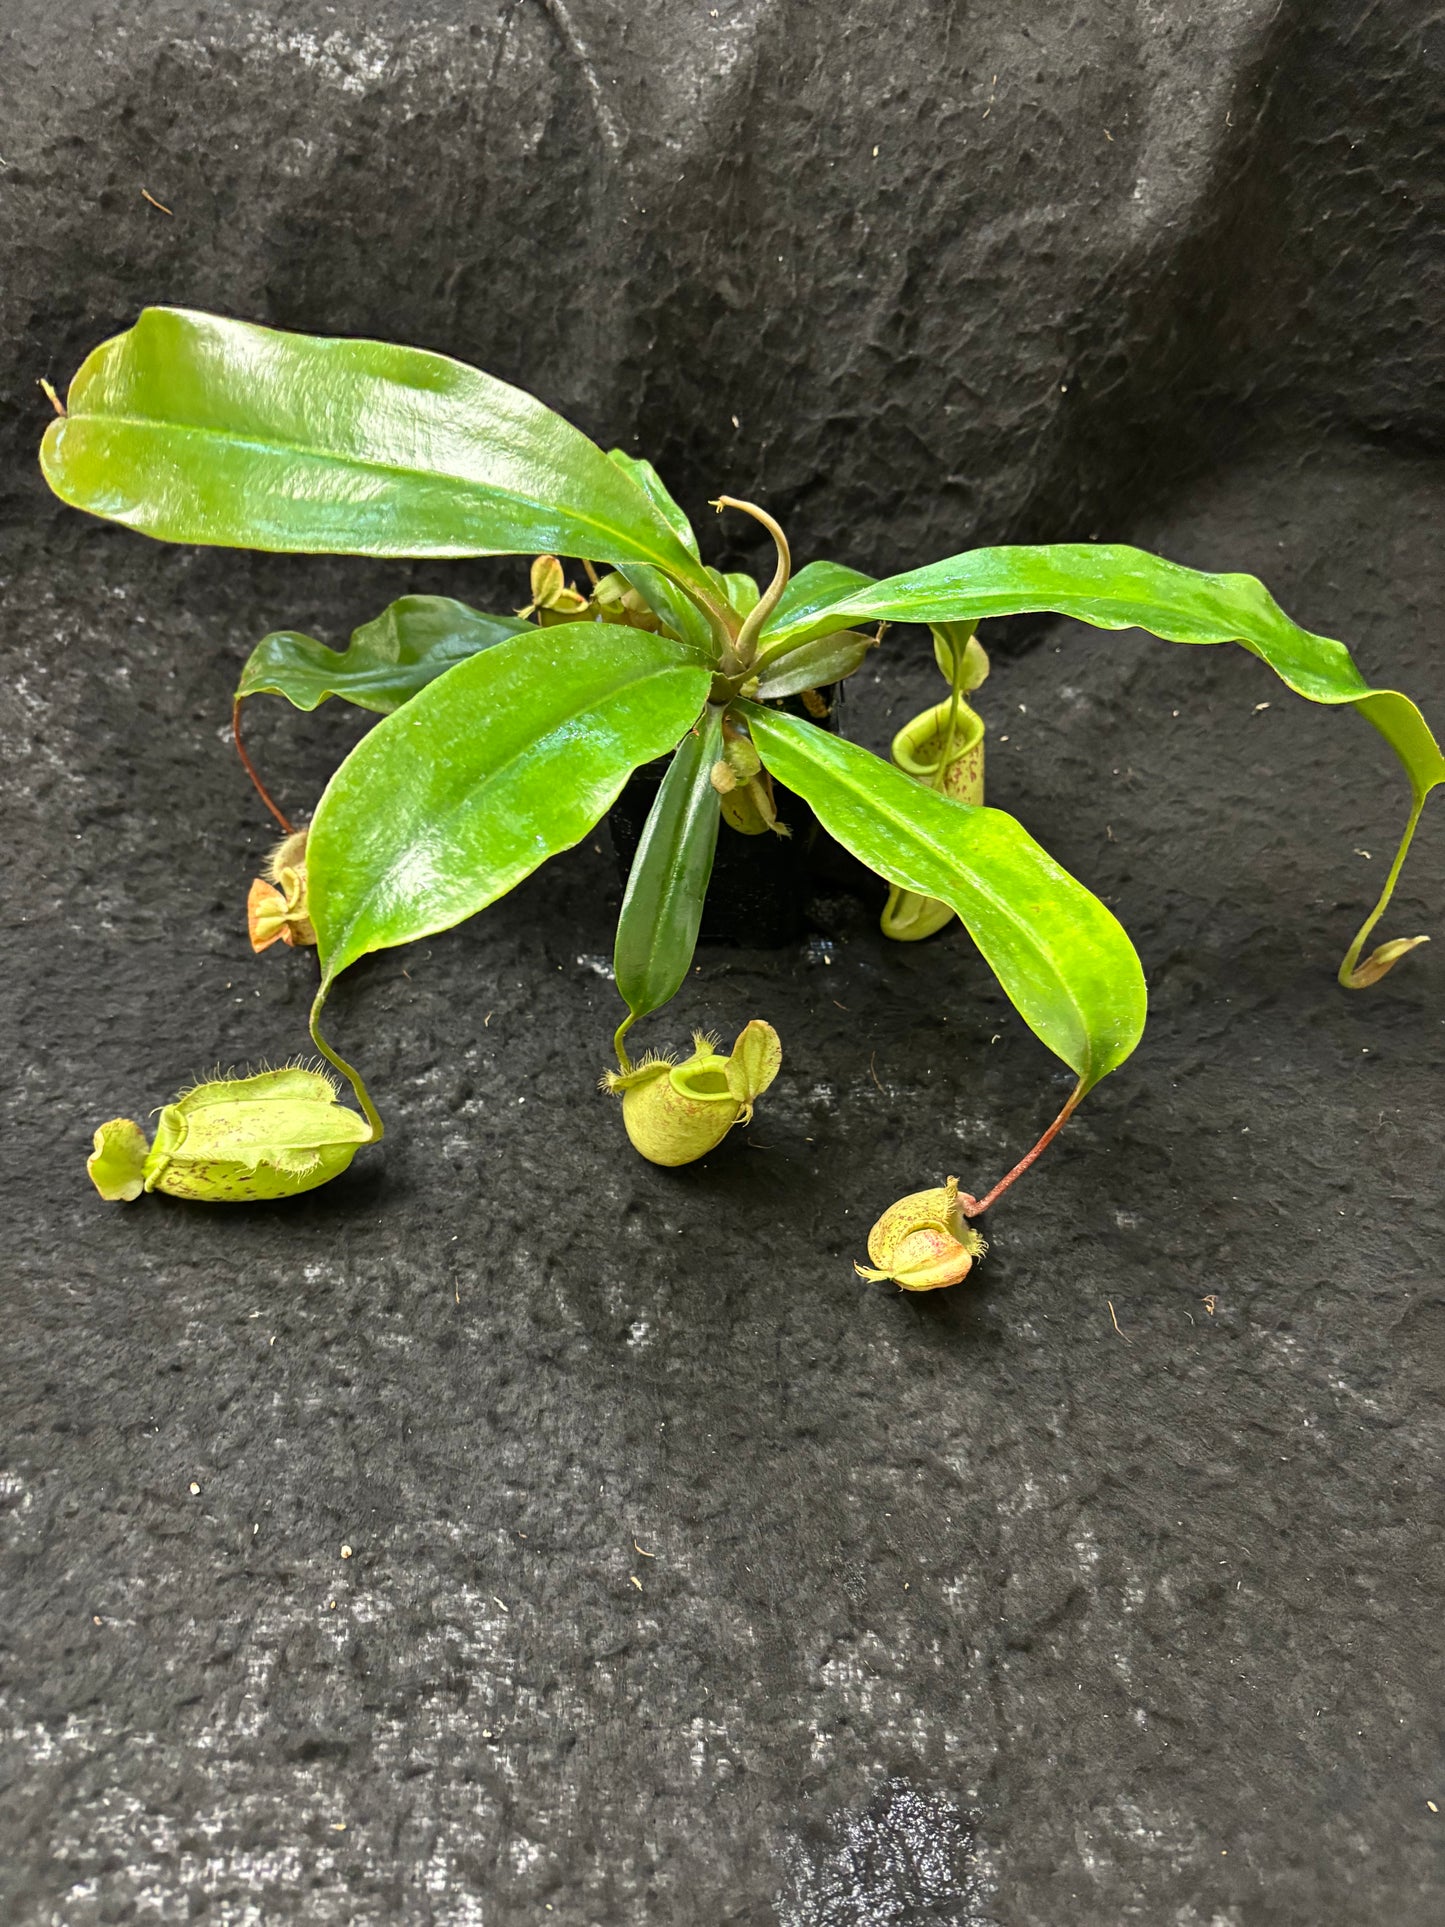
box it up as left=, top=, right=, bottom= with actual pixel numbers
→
left=1, top=2, right=1441, bottom=1922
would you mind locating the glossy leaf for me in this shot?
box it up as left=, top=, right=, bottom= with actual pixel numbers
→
left=756, top=540, right=1444, bottom=980
left=606, top=448, right=699, bottom=557
left=764, top=559, right=876, bottom=637
left=40, top=308, right=724, bottom=614
left=237, top=595, right=532, bottom=715
left=606, top=448, right=717, bottom=653
left=308, top=626, right=710, bottom=984
left=753, top=629, right=879, bottom=699
left=757, top=542, right=1445, bottom=797
left=744, top=707, right=1147, bottom=1092
left=613, top=705, right=724, bottom=1036
left=720, top=572, right=761, bottom=617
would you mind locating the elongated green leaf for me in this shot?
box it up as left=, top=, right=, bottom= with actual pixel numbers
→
left=757, top=541, right=1445, bottom=797
left=753, top=630, right=879, bottom=699
left=743, top=707, right=1147, bottom=1092
left=751, top=560, right=878, bottom=685
left=40, top=309, right=723, bottom=613
left=237, top=596, right=532, bottom=715
left=309, top=626, right=710, bottom=983
left=756, top=541, right=1443, bottom=982
left=614, top=706, right=724, bottom=1032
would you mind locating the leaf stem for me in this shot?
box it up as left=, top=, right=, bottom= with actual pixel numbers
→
left=232, top=696, right=295, bottom=833
left=309, top=982, right=385, bottom=1143
left=613, top=1012, right=637, bottom=1074
left=959, top=1080, right=1083, bottom=1218
left=933, top=622, right=977, bottom=791
left=1337, top=792, right=1429, bottom=988
left=711, top=496, right=791, bottom=669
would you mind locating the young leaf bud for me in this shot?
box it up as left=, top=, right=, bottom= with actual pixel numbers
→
left=720, top=733, right=763, bottom=784
left=1341, top=932, right=1430, bottom=988
left=604, top=1021, right=782, bottom=1167
left=530, top=554, right=567, bottom=608
left=855, top=1176, right=987, bottom=1291
left=247, top=829, right=316, bottom=951
left=879, top=887, right=956, bottom=943
left=86, top=1066, right=375, bottom=1204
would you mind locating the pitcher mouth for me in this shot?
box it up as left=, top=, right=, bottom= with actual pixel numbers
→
left=671, top=1065, right=734, bottom=1102
left=890, top=697, right=985, bottom=780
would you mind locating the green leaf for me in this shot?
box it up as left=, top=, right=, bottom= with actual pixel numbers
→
left=606, top=448, right=699, bottom=557
left=743, top=707, right=1147, bottom=1092
left=237, top=596, right=533, bottom=715
left=751, top=559, right=879, bottom=687
left=753, top=629, right=878, bottom=699
left=764, top=560, right=876, bottom=637
left=604, top=449, right=718, bottom=654
left=721, top=572, right=761, bottom=617
left=40, top=308, right=724, bottom=613
left=308, top=625, right=710, bottom=984
left=758, top=543, right=1445, bottom=797
left=613, top=705, right=724, bottom=1043
left=756, top=541, right=1444, bottom=981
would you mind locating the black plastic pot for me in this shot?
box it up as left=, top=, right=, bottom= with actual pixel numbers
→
left=607, top=688, right=849, bottom=946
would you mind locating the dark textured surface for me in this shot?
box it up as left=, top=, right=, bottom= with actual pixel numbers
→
left=1, top=4, right=1443, bottom=1923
